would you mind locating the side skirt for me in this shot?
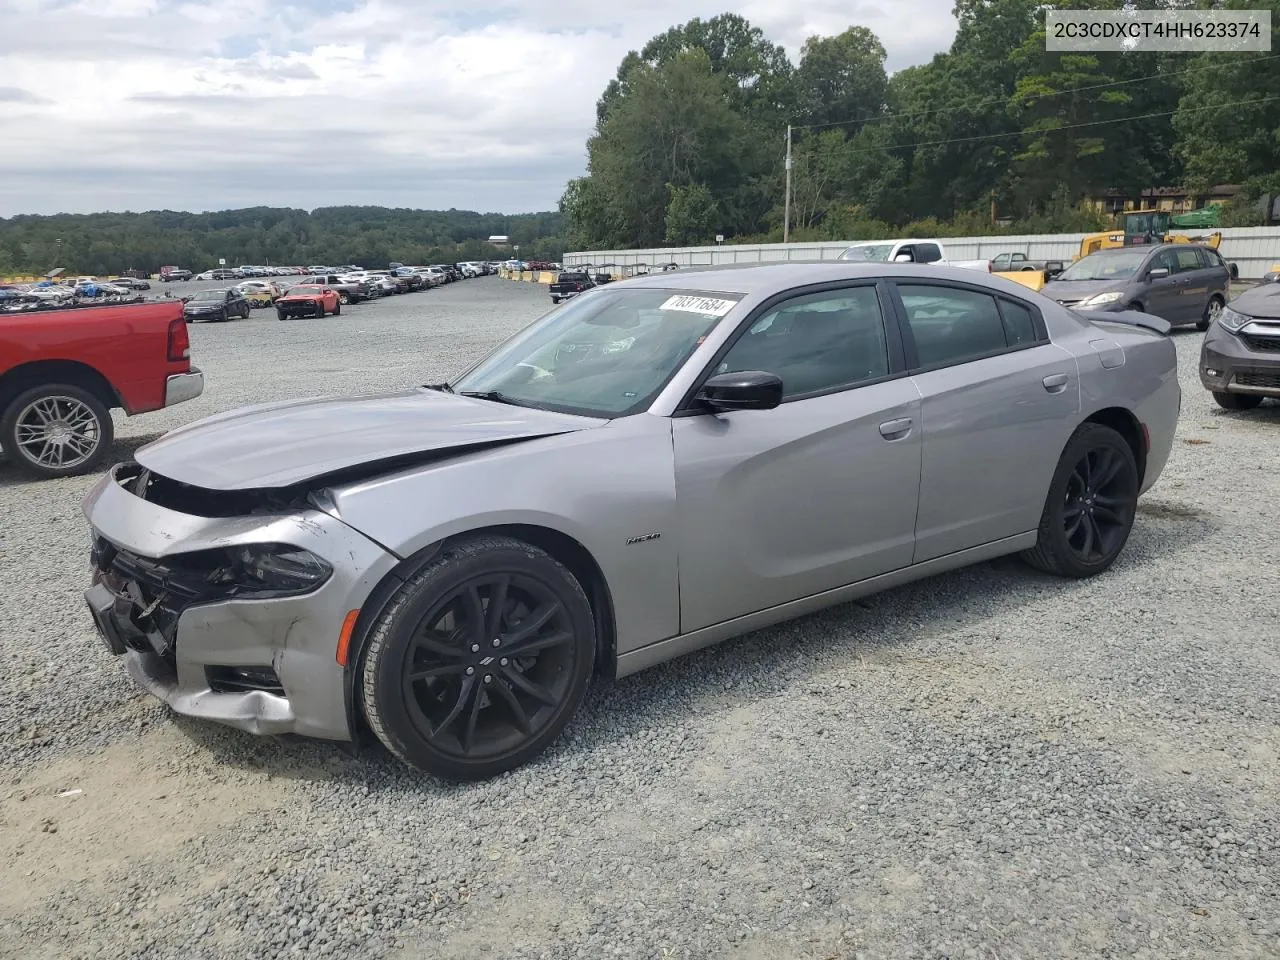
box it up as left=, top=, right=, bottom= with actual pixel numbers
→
left=614, top=532, right=1037, bottom=679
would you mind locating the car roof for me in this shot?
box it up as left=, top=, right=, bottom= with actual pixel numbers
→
left=608, top=260, right=985, bottom=294
left=1087, top=243, right=1208, bottom=256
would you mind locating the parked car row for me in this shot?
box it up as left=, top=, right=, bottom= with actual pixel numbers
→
left=177, top=262, right=494, bottom=323
left=0, top=279, right=147, bottom=313
left=188, top=261, right=503, bottom=281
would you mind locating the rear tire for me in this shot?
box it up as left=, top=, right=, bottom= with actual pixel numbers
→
left=333, top=300, right=341, bottom=316
left=1198, top=295, right=1224, bottom=332
left=359, top=535, right=595, bottom=781
left=1021, top=422, right=1139, bottom=579
left=1, top=383, right=114, bottom=480
left=1213, top=391, right=1263, bottom=410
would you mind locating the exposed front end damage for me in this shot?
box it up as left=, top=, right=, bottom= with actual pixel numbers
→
left=81, top=462, right=400, bottom=740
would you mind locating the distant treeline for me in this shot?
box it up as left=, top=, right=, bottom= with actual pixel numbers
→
left=0, top=206, right=567, bottom=276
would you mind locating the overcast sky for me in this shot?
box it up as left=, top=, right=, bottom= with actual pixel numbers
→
left=0, top=0, right=958, bottom=217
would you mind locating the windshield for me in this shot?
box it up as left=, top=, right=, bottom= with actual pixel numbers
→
left=1057, top=250, right=1148, bottom=281
left=449, top=288, right=742, bottom=418
left=290, top=285, right=324, bottom=295
left=839, top=243, right=895, bottom=262
left=190, top=289, right=225, bottom=301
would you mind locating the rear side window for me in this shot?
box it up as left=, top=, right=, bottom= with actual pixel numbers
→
left=997, top=299, right=1038, bottom=346
left=897, top=284, right=1041, bottom=368
left=912, top=243, right=943, bottom=264
left=1174, top=248, right=1202, bottom=272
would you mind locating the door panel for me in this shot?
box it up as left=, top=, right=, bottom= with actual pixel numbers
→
left=910, top=344, right=1080, bottom=562
left=1171, top=247, right=1212, bottom=321
left=672, top=380, right=923, bottom=632
left=1143, top=249, right=1185, bottom=322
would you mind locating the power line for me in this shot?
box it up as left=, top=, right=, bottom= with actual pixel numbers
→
left=795, top=52, right=1280, bottom=133
left=831, top=94, right=1280, bottom=155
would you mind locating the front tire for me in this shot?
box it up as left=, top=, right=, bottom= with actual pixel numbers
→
left=1, top=384, right=114, bottom=479
left=1213, top=391, right=1263, bottom=410
left=1021, top=423, right=1139, bottom=579
left=333, top=300, right=341, bottom=316
left=277, top=308, right=287, bottom=321
left=360, top=535, right=595, bottom=781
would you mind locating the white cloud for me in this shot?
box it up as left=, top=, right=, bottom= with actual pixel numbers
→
left=0, top=0, right=957, bottom=216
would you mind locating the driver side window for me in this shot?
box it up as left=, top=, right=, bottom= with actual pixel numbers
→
left=1150, top=249, right=1180, bottom=274
left=716, top=286, right=889, bottom=400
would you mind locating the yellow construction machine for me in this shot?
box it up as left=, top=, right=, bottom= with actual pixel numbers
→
left=1078, top=210, right=1223, bottom=258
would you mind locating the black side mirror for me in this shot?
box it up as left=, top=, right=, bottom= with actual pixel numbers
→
left=696, top=371, right=783, bottom=412
left=1045, top=261, right=1064, bottom=277
left=1148, top=266, right=1170, bottom=279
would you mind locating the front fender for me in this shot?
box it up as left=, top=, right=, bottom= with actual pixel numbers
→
left=323, top=413, right=680, bottom=657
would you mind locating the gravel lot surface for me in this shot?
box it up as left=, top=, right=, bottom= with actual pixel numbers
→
left=2, top=277, right=1278, bottom=960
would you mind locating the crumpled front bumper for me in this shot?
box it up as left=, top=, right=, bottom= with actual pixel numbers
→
left=81, top=463, right=400, bottom=741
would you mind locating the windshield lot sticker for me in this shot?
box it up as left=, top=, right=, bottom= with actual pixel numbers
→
left=659, top=295, right=737, bottom=317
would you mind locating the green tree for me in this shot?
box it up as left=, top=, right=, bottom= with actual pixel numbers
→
left=1174, top=0, right=1280, bottom=196
left=569, top=48, right=749, bottom=248
left=664, top=183, right=720, bottom=244
left=792, top=27, right=888, bottom=128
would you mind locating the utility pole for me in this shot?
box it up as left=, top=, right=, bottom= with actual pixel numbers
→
left=783, top=124, right=793, bottom=244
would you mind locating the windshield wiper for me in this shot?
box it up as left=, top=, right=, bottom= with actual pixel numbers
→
left=457, top=390, right=535, bottom=408
left=423, top=381, right=454, bottom=392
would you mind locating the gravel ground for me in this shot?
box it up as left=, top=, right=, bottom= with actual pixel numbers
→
left=2, top=277, right=1278, bottom=960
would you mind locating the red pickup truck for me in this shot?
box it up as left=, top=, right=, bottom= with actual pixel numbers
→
left=0, top=300, right=203, bottom=479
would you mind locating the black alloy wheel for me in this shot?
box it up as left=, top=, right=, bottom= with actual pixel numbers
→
left=360, top=535, right=594, bottom=780
left=1022, top=422, right=1139, bottom=578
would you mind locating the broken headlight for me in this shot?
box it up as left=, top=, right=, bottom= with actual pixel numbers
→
left=208, top=544, right=333, bottom=597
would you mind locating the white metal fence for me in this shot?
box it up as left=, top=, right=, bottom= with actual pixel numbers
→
left=564, top=225, right=1280, bottom=279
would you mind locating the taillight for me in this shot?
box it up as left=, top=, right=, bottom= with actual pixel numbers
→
left=167, top=318, right=190, bottom=362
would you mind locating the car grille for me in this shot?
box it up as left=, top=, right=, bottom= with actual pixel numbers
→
left=93, top=536, right=211, bottom=653
left=1234, top=371, right=1280, bottom=390
left=1240, top=333, right=1280, bottom=353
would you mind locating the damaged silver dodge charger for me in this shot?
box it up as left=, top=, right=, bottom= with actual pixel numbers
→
left=83, top=263, right=1180, bottom=780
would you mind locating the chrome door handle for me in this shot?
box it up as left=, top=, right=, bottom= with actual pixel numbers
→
left=879, top=417, right=913, bottom=440
left=1042, top=373, right=1069, bottom=393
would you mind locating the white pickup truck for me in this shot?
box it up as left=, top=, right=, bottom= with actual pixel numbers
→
left=837, top=238, right=991, bottom=272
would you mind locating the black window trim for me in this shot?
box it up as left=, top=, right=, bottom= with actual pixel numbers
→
left=885, top=277, right=1051, bottom=375
left=672, top=279, right=908, bottom=417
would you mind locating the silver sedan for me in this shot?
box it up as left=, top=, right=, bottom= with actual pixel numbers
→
left=81, top=263, right=1180, bottom=780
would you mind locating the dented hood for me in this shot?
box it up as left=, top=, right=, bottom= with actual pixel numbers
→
left=135, top=388, right=601, bottom=490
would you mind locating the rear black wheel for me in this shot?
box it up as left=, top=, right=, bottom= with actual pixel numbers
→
left=1021, top=423, right=1139, bottom=579
left=333, top=300, right=341, bottom=316
left=360, top=535, right=595, bottom=781
left=1213, top=391, right=1263, bottom=410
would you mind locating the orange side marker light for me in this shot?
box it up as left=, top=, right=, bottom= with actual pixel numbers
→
left=336, top=609, right=360, bottom=666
